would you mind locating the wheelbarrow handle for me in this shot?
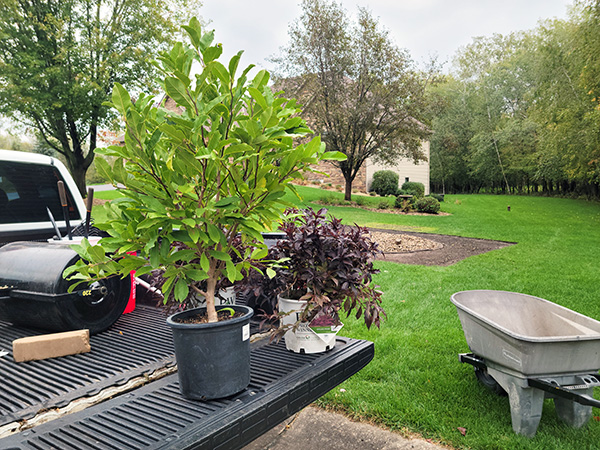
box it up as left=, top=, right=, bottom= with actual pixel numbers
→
left=528, top=377, right=600, bottom=409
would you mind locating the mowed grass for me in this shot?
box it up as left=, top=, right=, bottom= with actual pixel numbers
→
left=95, top=186, right=600, bottom=449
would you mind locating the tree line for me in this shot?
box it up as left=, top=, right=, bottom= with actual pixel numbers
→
left=428, top=1, right=600, bottom=198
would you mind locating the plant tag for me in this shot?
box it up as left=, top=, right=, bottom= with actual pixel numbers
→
left=309, top=323, right=343, bottom=344
left=242, top=324, right=250, bottom=341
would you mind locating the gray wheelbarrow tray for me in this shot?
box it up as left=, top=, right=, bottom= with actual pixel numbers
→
left=452, top=290, right=600, bottom=437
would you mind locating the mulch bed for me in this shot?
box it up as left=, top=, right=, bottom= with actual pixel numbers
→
left=370, top=229, right=515, bottom=266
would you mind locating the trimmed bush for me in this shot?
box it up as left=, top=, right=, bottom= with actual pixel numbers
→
left=378, top=199, right=391, bottom=209
left=401, top=181, right=425, bottom=198
left=415, top=196, right=440, bottom=214
left=395, top=196, right=413, bottom=212
left=395, top=194, right=415, bottom=210
left=370, top=170, right=399, bottom=196
left=429, top=193, right=444, bottom=202
left=354, top=196, right=368, bottom=206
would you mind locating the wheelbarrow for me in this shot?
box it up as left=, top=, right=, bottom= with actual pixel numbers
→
left=451, top=290, right=600, bottom=437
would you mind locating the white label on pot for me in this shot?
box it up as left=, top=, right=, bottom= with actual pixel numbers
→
left=242, top=324, right=250, bottom=341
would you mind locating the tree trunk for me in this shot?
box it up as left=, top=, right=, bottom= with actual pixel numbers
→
left=71, top=164, right=88, bottom=197
left=344, top=178, right=353, bottom=201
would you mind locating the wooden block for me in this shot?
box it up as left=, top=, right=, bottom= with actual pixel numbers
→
left=13, top=330, right=91, bottom=362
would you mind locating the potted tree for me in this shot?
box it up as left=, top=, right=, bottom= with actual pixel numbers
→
left=238, top=208, right=385, bottom=353
left=65, top=18, right=343, bottom=400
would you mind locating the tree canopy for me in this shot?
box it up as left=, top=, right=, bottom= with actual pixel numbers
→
left=273, top=0, right=430, bottom=200
left=428, top=0, right=600, bottom=197
left=0, top=0, right=196, bottom=194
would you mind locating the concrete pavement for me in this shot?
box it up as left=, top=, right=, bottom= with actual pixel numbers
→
left=242, top=406, right=449, bottom=450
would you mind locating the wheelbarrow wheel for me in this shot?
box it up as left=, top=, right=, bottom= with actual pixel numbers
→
left=474, top=367, right=507, bottom=396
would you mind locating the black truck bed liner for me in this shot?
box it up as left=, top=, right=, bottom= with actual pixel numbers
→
left=0, top=306, right=374, bottom=449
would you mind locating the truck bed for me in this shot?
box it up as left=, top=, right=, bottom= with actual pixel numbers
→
left=0, top=305, right=374, bottom=449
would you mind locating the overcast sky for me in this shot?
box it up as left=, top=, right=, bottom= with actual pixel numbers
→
left=200, top=0, right=573, bottom=72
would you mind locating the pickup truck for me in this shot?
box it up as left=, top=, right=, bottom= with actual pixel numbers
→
left=0, top=149, right=87, bottom=244
left=0, top=149, right=374, bottom=449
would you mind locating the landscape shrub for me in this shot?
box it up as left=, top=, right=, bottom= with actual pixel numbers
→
left=415, top=196, right=440, bottom=214
left=429, top=193, right=444, bottom=202
left=378, top=199, right=391, bottom=209
left=401, top=181, right=425, bottom=198
left=395, top=194, right=415, bottom=211
left=354, top=196, right=368, bottom=206
left=370, top=170, right=399, bottom=196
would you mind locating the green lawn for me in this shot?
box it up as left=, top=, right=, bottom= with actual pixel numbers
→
left=95, top=187, right=600, bottom=449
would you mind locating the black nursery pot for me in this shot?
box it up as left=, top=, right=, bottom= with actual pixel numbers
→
left=167, top=305, right=254, bottom=400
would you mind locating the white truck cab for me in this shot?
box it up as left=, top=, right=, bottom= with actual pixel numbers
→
left=0, top=149, right=87, bottom=244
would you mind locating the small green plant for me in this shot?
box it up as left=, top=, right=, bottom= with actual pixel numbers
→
left=429, top=193, right=444, bottom=202
left=220, top=307, right=235, bottom=317
left=378, top=199, right=391, bottom=209
left=354, top=196, right=368, bottom=206
left=401, top=181, right=425, bottom=198
left=370, top=170, right=399, bottom=196
left=395, top=195, right=413, bottom=212
left=369, top=191, right=376, bottom=196
left=415, top=196, right=441, bottom=214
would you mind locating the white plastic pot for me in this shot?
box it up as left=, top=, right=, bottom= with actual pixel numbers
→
left=278, top=294, right=340, bottom=354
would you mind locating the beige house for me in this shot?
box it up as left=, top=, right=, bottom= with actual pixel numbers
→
left=304, top=140, right=430, bottom=195
left=365, top=141, right=430, bottom=195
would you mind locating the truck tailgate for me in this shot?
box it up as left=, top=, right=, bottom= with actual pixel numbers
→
left=0, top=306, right=373, bottom=449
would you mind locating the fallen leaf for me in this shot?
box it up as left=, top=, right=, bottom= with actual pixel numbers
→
left=457, top=427, right=467, bottom=436
left=594, top=416, right=600, bottom=422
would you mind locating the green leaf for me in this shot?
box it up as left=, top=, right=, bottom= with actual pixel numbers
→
left=226, top=260, right=237, bottom=283
left=200, top=253, right=210, bottom=272
left=209, top=61, right=230, bottom=86
left=228, top=51, right=243, bottom=78
left=266, top=267, right=276, bottom=279
left=203, top=44, right=223, bottom=63
left=189, top=227, right=200, bottom=243
left=94, top=157, right=114, bottom=184
left=182, top=17, right=202, bottom=49
left=185, top=269, right=208, bottom=281
left=164, top=77, right=194, bottom=110
left=199, top=29, right=215, bottom=52
left=112, top=83, right=131, bottom=115
left=322, top=150, right=347, bottom=161
left=174, top=278, right=189, bottom=301
left=251, top=247, right=268, bottom=260
left=248, top=87, right=267, bottom=110
left=214, top=197, right=238, bottom=208
left=207, top=224, right=223, bottom=243
left=252, top=70, right=270, bottom=89
left=209, top=250, right=231, bottom=262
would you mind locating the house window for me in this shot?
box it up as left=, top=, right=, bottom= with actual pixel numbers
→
left=405, top=177, right=410, bottom=183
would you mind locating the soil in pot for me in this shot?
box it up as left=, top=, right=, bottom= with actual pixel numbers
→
left=173, top=309, right=246, bottom=324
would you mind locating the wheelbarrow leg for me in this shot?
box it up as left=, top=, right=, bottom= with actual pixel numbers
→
left=554, top=387, right=594, bottom=428
left=488, top=368, right=544, bottom=437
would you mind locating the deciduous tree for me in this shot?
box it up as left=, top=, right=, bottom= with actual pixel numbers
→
left=273, top=0, right=430, bottom=200
left=0, top=0, right=195, bottom=194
